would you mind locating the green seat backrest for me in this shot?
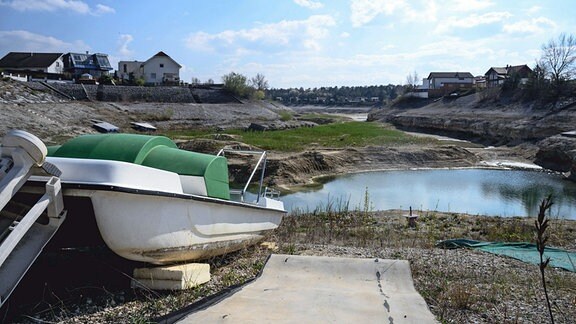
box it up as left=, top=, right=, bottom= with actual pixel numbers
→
left=49, top=133, right=230, bottom=200
left=50, top=133, right=177, bottom=164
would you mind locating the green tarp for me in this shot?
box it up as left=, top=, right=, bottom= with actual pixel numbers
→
left=437, top=239, right=576, bottom=272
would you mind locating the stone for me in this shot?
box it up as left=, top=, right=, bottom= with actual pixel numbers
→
left=131, top=263, right=210, bottom=290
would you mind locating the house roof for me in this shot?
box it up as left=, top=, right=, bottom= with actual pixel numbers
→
left=486, top=67, right=508, bottom=75
left=145, top=51, right=182, bottom=68
left=427, top=72, right=474, bottom=79
left=0, top=52, right=63, bottom=69
left=485, top=65, right=532, bottom=77
left=154, top=51, right=170, bottom=57
left=66, top=52, right=113, bottom=71
left=507, top=64, right=532, bottom=74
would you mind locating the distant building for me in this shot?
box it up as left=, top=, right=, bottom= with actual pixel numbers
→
left=118, top=51, right=181, bottom=85
left=0, top=52, right=64, bottom=77
left=0, top=51, right=112, bottom=81
left=427, top=72, right=474, bottom=89
left=427, top=72, right=474, bottom=97
left=405, top=78, right=430, bottom=99
left=485, top=65, right=532, bottom=88
left=62, top=52, right=113, bottom=79
left=474, top=75, right=487, bottom=89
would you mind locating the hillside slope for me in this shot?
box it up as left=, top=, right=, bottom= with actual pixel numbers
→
left=368, top=91, right=576, bottom=145
left=368, top=90, right=576, bottom=178
left=0, top=79, right=292, bottom=144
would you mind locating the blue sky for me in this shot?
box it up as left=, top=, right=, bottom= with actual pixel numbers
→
left=1, top=0, right=575, bottom=88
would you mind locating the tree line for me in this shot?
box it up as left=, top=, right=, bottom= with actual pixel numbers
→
left=266, top=84, right=404, bottom=105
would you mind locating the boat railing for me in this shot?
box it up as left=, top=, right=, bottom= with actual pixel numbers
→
left=263, top=187, right=280, bottom=199
left=217, top=148, right=268, bottom=203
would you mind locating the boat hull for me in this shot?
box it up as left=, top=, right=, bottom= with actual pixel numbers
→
left=22, top=156, right=286, bottom=265
left=87, top=189, right=284, bottom=264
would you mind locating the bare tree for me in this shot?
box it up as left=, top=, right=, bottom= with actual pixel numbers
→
left=540, top=33, right=576, bottom=94
left=250, top=73, right=269, bottom=90
left=405, top=71, right=419, bottom=93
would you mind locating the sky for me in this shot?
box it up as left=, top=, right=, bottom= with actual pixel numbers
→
left=1, top=0, right=575, bottom=88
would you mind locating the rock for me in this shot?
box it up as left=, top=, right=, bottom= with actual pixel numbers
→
left=535, top=135, right=576, bottom=173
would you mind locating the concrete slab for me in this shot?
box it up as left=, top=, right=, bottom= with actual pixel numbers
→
left=178, top=254, right=437, bottom=323
left=131, top=263, right=210, bottom=290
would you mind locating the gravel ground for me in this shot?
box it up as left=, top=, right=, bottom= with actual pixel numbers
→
left=4, top=211, right=573, bottom=324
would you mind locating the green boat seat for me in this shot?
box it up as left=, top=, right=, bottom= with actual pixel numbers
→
left=49, top=133, right=230, bottom=200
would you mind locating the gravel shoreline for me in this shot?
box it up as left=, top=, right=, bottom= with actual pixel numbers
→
left=4, top=211, right=574, bottom=323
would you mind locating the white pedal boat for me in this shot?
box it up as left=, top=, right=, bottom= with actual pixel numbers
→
left=16, top=132, right=286, bottom=265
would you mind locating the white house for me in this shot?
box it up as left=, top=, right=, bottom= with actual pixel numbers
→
left=118, top=51, right=181, bottom=85
left=118, top=61, right=144, bottom=81
left=0, top=52, right=64, bottom=74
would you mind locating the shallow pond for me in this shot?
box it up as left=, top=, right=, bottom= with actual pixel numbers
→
left=278, top=169, right=576, bottom=220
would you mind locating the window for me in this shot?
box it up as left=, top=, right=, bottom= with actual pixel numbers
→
left=151, top=73, right=156, bottom=79
left=123, top=64, right=127, bottom=73
left=160, top=63, right=164, bottom=68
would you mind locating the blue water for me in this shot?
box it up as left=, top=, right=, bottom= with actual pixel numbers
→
left=278, top=169, right=576, bottom=219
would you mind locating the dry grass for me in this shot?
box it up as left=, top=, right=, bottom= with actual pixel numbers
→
left=7, top=209, right=576, bottom=323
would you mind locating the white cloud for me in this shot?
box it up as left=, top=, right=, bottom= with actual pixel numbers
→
left=415, top=36, right=493, bottom=60
left=340, top=32, right=350, bottom=38
left=294, top=0, right=323, bottom=10
left=0, top=0, right=114, bottom=15
left=525, top=5, right=541, bottom=15
left=349, top=0, right=440, bottom=27
left=185, top=15, right=336, bottom=53
left=95, top=4, right=115, bottom=15
left=445, top=0, right=494, bottom=12
left=434, top=11, right=512, bottom=34
left=403, top=1, right=438, bottom=23
left=0, top=30, right=91, bottom=52
left=350, top=0, right=405, bottom=27
left=117, top=34, right=134, bottom=58
left=503, top=17, right=557, bottom=34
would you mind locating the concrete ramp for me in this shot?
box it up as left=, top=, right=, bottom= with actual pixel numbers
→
left=178, top=254, right=437, bottom=323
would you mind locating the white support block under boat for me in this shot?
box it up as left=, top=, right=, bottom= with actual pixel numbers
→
left=131, top=263, right=211, bottom=290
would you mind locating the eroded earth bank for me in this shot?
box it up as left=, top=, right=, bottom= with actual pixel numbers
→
left=2, top=79, right=563, bottom=191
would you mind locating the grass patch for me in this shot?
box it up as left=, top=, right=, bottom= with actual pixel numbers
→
left=278, top=111, right=293, bottom=121
left=162, top=121, right=436, bottom=152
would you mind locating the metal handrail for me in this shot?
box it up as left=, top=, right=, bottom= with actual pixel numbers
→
left=217, top=148, right=267, bottom=203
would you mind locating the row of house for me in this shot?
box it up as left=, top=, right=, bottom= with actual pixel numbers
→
left=412, top=64, right=533, bottom=98
left=1, top=49, right=532, bottom=95
left=0, top=51, right=182, bottom=85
